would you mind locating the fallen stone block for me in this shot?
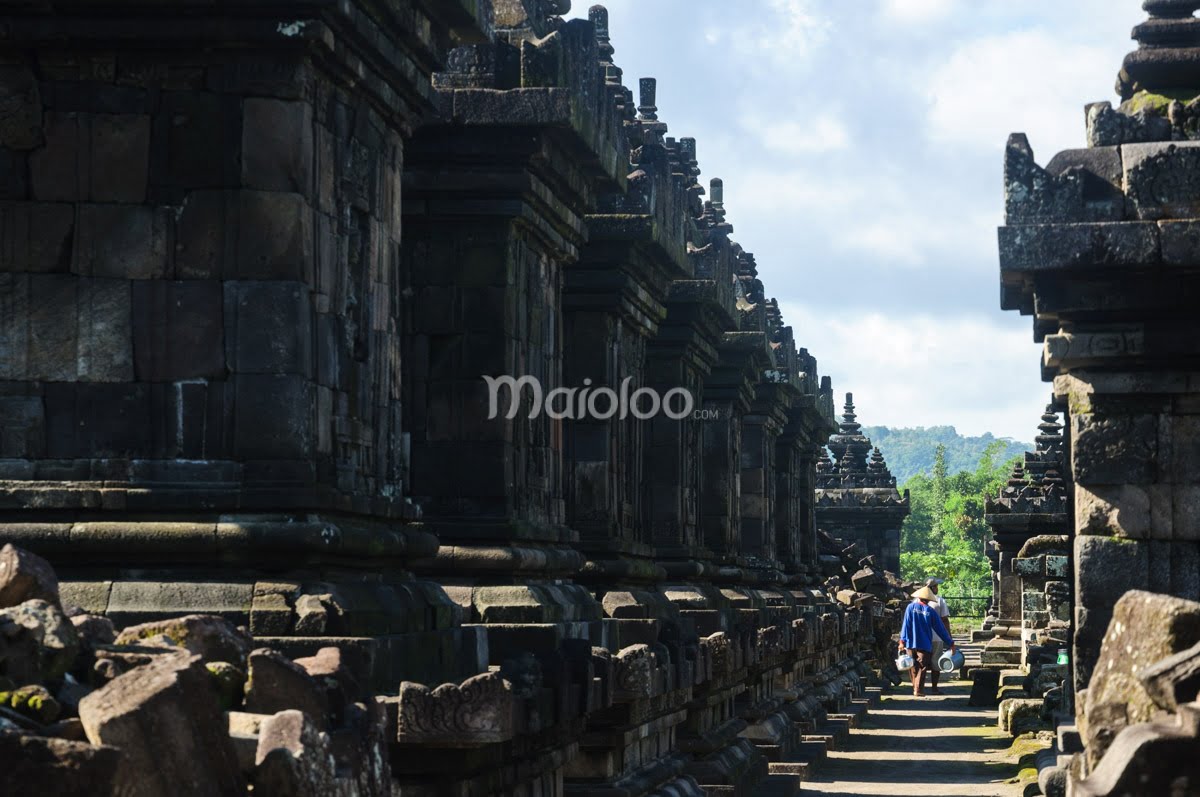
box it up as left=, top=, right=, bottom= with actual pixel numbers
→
left=0, top=544, right=59, bottom=609
left=1, top=683, right=60, bottom=723
left=295, top=645, right=360, bottom=701
left=244, top=648, right=329, bottom=729
left=70, top=614, right=116, bottom=648
left=0, top=731, right=126, bottom=796
left=253, top=709, right=337, bottom=797
left=1138, top=639, right=1200, bottom=713
left=999, top=698, right=1046, bottom=736
left=1074, top=704, right=1200, bottom=797
left=228, top=710, right=270, bottom=775
left=78, top=649, right=245, bottom=796
left=851, top=567, right=882, bottom=592
left=114, top=614, right=252, bottom=668
left=1083, top=590, right=1200, bottom=768
left=0, top=598, right=79, bottom=682
left=293, top=594, right=330, bottom=635
left=206, top=660, right=246, bottom=710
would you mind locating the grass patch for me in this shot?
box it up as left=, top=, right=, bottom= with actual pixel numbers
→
left=951, top=615, right=985, bottom=637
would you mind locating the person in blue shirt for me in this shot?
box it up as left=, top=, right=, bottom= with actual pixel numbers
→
left=899, top=585, right=955, bottom=697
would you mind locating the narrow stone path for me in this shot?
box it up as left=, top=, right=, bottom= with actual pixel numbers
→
left=801, top=664, right=1026, bottom=796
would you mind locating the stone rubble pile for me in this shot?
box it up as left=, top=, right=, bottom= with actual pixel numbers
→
left=814, top=529, right=914, bottom=689
left=1051, top=592, right=1200, bottom=797
left=0, top=543, right=393, bottom=795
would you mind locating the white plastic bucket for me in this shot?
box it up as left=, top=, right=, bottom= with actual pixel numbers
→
left=938, top=649, right=964, bottom=672
left=895, top=653, right=914, bottom=671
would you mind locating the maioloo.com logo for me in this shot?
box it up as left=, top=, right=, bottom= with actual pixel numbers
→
left=484, top=375, right=696, bottom=421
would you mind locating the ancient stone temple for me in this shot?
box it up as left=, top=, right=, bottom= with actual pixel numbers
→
left=997, top=2, right=1200, bottom=792
left=968, top=405, right=1074, bottom=767
left=978, top=405, right=1072, bottom=670
left=814, top=395, right=909, bottom=574
left=0, top=2, right=901, bottom=795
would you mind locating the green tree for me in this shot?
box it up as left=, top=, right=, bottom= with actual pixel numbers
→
left=899, top=441, right=1018, bottom=614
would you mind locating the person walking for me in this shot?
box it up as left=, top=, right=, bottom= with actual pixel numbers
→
left=899, top=584, right=955, bottom=697
left=925, top=578, right=952, bottom=694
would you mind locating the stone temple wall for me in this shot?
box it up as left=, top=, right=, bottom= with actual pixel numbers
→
left=997, top=2, right=1200, bottom=793
left=814, top=395, right=909, bottom=575
left=0, top=2, right=895, bottom=795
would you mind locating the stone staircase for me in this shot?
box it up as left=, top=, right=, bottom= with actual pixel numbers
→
left=747, top=682, right=882, bottom=796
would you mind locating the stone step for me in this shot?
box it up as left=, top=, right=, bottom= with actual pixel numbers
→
left=1000, top=669, right=1027, bottom=686
left=751, top=773, right=802, bottom=797
left=767, top=738, right=828, bottom=782
left=754, top=743, right=786, bottom=763
left=803, top=718, right=851, bottom=751
left=1057, top=724, right=1082, bottom=754
left=831, top=700, right=869, bottom=727
left=981, top=650, right=1023, bottom=665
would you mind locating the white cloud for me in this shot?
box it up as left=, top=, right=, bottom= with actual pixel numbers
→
left=725, top=166, right=996, bottom=270
left=927, top=29, right=1114, bottom=156
left=880, top=0, right=958, bottom=23
left=721, top=0, right=832, bottom=67
left=836, top=206, right=998, bottom=267
left=756, top=115, right=851, bottom=155
left=779, top=304, right=1048, bottom=440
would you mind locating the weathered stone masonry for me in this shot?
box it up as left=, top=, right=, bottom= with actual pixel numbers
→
left=997, top=2, right=1200, bottom=793
left=815, top=395, right=909, bottom=575
left=0, top=2, right=891, bottom=795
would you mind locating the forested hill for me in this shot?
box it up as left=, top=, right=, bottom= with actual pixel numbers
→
left=860, top=426, right=1032, bottom=485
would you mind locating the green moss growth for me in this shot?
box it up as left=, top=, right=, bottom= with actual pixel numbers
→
left=1, top=685, right=61, bottom=724
left=1121, top=89, right=1200, bottom=116
left=129, top=625, right=187, bottom=647
left=206, top=661, right=247, bottom=711
left=1008, top=731, right=1052, bottom=773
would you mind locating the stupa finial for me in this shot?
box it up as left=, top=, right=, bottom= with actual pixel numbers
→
left=638, top=78, right=658, bottom=121
left=1119, top=1, right=1200, bottom=100
left=590, top=6, right=614, bottom=63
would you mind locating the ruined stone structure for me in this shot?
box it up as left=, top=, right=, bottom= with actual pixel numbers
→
left=814, top=395, right=909, bottom=574
left=968, top=406, right=1075, bottom=781
left=0, top=2, right=893, bottom=795
left=977, top=406, right=1072, bottom=671
left=996, top=2, right=1200, bottom=792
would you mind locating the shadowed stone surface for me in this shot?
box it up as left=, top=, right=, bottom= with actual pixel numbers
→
left=78, top=649, right=245, bottom=796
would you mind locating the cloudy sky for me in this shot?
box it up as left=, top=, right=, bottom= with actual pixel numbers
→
left=565, top=0, right=1138, bottom=441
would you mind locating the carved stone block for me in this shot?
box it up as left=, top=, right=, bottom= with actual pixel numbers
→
left=1072, top=413, right=1158, bottom=486
left=395, top=672, right=516, bottom=747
